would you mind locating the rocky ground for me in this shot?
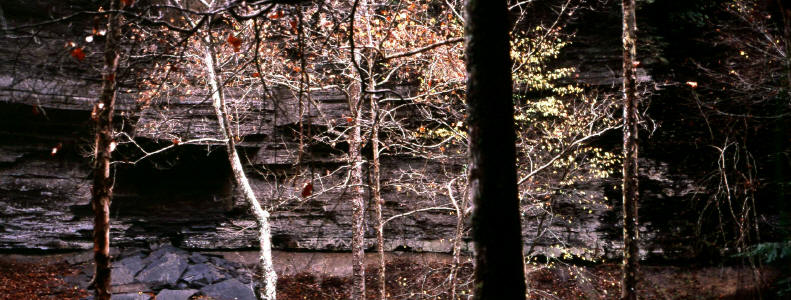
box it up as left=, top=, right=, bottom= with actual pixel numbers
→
left=0, top=245, right=781, bottom=299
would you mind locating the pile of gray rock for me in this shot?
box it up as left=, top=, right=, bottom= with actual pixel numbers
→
left=65, top=244, right=257, bottom=300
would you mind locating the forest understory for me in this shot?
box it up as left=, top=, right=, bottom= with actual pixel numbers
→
left=1, top=0, right=790, bottom=299
left=0, top=253, right=780, bottom=300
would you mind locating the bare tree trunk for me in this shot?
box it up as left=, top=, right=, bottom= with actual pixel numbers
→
left=370, top=69, right=386, bottom=300
left=447, top=180, right=464, bottom=300
left=348, top=78, right=367, bottom=300
left=348, top=1, right=367, bottom=298
left=91, top=1, right=120, bottom=298
left=203, top=30, right=277, bottom=300
left=621, top=0, right=640, bottom=299
left=776, top=0, right=791, bottom=99
left=361, top=2, right=386, bottom=297
left=464, top=0, right=527, bottom=299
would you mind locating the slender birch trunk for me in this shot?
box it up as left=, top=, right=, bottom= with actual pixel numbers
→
left=202, top=29, right=277, bottom=300
left=91, top=1, right=120, bottom=298
left=621, top=0, right=640, bottom=299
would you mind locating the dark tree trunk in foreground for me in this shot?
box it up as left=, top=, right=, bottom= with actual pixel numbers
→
left=621, top=0, right=640, bottom=299
left=464, top=0, right=526, bottom=299
left=91, top=1, right=121, bottom=298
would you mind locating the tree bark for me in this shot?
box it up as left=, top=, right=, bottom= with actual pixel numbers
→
left=464, top=0, right=527, bottom=299
left=91, top=1, right=121, bottom=298
left=776, top=0, right=791, bottom=99
left=370, top=66, right=386, bottom=300
left=621, top=0, right=640, bottom=299
left=362, top=2, right=386, bottom=297
left=203, top=30, right=277, bottom=300
left=348, top=1, right=367, bottom=298
left=348, top=78, right=366, bottom=300
left=447, top=180, right=464, bottom=300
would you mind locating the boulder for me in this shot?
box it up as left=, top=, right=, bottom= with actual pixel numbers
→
left=109, top=293, right=151, bottom=300
left=144, top=245, right=188, bottom=264
left=210, top=256, right=238, bottom=270
left=112, top=255, right=146, bottom=285
left=182, top=263, right=225, bottom=287
left=188, top=252, right=209, bottom=264
left=176, top=281, right=189, bottom=289
left=199, top=279, right=256, bottom=300
left=134, top=252, right=188, bottom=289
left=117, top=248, right=149, bottom=259
left=155, top=289, right=198, bottom=300
left=111, top=283, right=150, bottom=294
left=235, top=270, right=253, bottom=284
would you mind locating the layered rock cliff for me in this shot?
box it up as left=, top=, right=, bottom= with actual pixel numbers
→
left=0, top=0, right=716, bottom=263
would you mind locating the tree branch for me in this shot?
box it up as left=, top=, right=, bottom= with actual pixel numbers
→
left=383, top=37, right=463, bottom=60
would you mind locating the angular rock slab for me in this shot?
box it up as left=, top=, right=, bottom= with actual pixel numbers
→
left=110, top=293, right=151, bottom=300
left=112, top=255, right=146, bottom=285
left=188, top=252, right=209, bottom=264
left=182, top=262, right=225, bottom=287
left=63, top=271, right=91, bottom=290
left=156, top=289, right=198, bottom=300
left=145, top=245, right=188, bottom=264
left=200, top=278, right=256, bottom=300
left=135, top=252, right=188, bottom=289
left=111, top=283, right=150, bottom=294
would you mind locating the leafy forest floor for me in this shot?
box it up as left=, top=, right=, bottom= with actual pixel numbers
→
left=0, top=253, right=781, bottom=299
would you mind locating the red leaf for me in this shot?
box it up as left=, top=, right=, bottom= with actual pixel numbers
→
left=121, top=0, right=134, bottom=7
left=345, top=116, right=354, bottom=123
left=70, top=48, right=85, bottom=61
left=301, top=182, right=313, bottom=198
left=269, top=10, right=284, bottom=19
left=251, top=72, right=260, bottom=78
left=227, top=34, right=242, bottom=52
left=172, top=138, right=180, bottom=145
left=290, top=19, right=298, bottom=32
